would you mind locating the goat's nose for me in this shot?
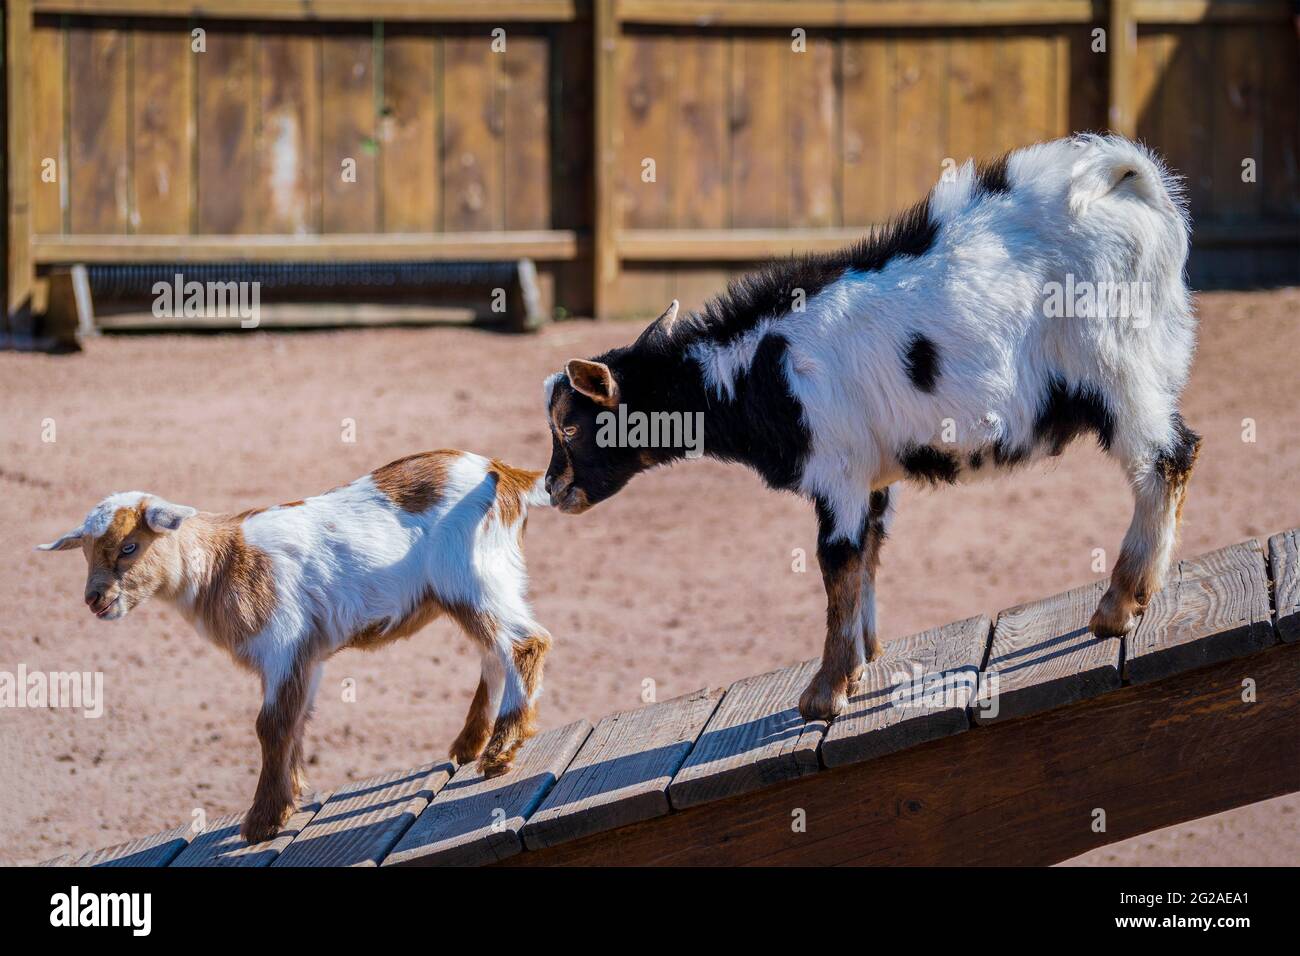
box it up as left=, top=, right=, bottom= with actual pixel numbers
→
left=85, top=589, right=103, bottom=608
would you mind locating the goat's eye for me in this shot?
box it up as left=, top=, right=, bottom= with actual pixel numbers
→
left=562, top=425, right=578, bottom=439
left=120, top=542, right=137, bottom=557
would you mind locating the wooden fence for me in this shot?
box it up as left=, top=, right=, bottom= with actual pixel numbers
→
left=4, top=0, right=1298, bottom=330
left=43, top=528, right=1300, bottom=866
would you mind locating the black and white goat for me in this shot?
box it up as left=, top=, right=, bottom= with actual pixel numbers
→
left=543, top=134, right=1201, bottom=720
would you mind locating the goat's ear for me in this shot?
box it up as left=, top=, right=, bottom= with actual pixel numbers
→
left=566, top=359, right=619, bottom=408
left=635, top=299, right=681, bottom=347
left=144, top=499, right=198, bottom=533
left=36, top=528, right=86, bottom=552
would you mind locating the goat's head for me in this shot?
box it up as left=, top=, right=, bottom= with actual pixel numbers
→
left=37, top=492, right=197, bottom=620
left=543, top=300, right=681, bottom=514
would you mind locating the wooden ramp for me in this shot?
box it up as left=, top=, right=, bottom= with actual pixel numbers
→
left=49, top=530, right=1300, bottom=867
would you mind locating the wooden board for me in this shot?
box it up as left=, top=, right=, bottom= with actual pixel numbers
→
left=380, top=26, right=438, bottom=233
left=196, top=28, right=256, bottom=233
left=271, top=761, right=452, bottom=867
left=132, top=25, right=192, bottom=234
left=821, top=615, right=990, bottom=768
left=443, top=34, right=502, bottom=232
left=668, top=658, right=826, bottom=810
left=893, top=34, right=946, bottom=208
left=168, top=793, right=327, bottom=867
left=1270, top=529, right=1300, bottom=644
left=1210, top=25, right=1262, bottom=220
left=73, top=823, right=191, bottom=867
left=1160, top=26, right=1214, bottom=219
left=500, top=29, right=550, bottom=231
left=673, top=33, right=727, bottom=230
left=504, top=640, right=1300, bottom=867
left=785, top=31, right=836, bottom=228
left=945, top=33, right=997, bottom=165
left=30, top=21, right=65, bottom=235
left=321, top=28, right=377, bottom=233
left=1126, top=539, right=1275, bottom=684
left=840, top=35, right=893, bottom=225
left=522, top=689, right=722, bottom=850
left=974, top=579, right=1121, bottom=724
left=67, top=22, right=129, bottom=233
left=729, top=33, right=787, bottom=227
left=258, top=27, right=322, bottom=234
left=382, top=721, right=589, bottom=867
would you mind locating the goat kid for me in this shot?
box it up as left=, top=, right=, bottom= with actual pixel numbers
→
left=543, top=134, right=1201, bottom=722
left=39, top=450, right=552, bottom=844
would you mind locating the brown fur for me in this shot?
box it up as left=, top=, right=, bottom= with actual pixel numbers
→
left=449, top=678, right=492, bottom=765
left=489, top=459, right=541, bottom=527
left=799, top=554, right=864, bottom=720
left=190, top=518, right=278, bottom=662
left=371, top=450, right=457, bottom=513
left=347, top=587, right=448, bottom=652
left=243, top=654, right=312, bottom=843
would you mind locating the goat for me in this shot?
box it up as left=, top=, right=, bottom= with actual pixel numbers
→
left=543, top=134, right=1201, bottom=721
left=38, top=450, right=552, bottom=843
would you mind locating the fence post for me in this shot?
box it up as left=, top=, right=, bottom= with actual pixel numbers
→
left=5, top=0, right=34, bottom=338
left=593, top=0, right=618, bottom=319
left=1108, top=0, right=1137, bottom=137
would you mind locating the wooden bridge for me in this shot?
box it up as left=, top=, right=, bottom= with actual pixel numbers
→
left=43, top=528, right=1300, bottom=867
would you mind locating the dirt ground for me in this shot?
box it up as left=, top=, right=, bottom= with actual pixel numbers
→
left=1, top=288, right=1297, bottom=867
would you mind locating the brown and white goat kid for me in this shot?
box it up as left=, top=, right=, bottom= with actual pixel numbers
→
left=543, top=135, right=1202, bottom=722
left=39, top=450, right=552, bottom=843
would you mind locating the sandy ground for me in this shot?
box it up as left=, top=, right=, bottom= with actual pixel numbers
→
left=1, top=288, right=1297, bottom=867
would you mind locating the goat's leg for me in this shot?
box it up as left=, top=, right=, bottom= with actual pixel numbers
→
left=243, top=660, right=311, bottom=844
left=478, top=630, right=551, bottom=777
left=289, top=662, right=322, bottom=799
left=850, top=487, right=894, bottom=683
left=1092, top=413, right=1202, bottom=637
left=799, top=497, right=868, bottom=720
left=448, top=675, right=492, bottom=765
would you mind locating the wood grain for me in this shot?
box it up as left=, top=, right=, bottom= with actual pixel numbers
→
left=729, top=33, right=786, bottom=227
left=196, top=28, right=256, bottom=233
left=974, top=579, right=1120, bottom=724
left=841, top=35, right=893, bottom=225
left=1126, top=538, right=1275, bottom=683
left=30, top=20, right=65, bottom=235
left=668, top=658, right=826, bottom=810
left=821, top=615, right=990, bottom=768
left=67, top=21, right=129, bottom=233
left=258, top=26, right=322, bottom=234
left=1269, top=529, right=1300, bottom=644
left=785, top=30, right=836, bottom=228
left=321, top=27, right=377, bottom=233
left=442, top=33, right=501, bottom=232
left=380, top=26, right=437, bottom=233
left=501, top=29, right=550, bottom=231
left=168, top=793, right=327, bottom=867
left=271, top=762, right=452, bottom=867
left=132, top=24, right=193, bottom=234
left=383, top=722, right=589, bottom=867
left=523, top=689, right=722, bottom=850
left=73, top=823, right=191, bottom=867
left=504, top=641, right=1300, bottom=867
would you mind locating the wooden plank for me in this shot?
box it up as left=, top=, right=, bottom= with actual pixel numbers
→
left=592, top=0, right=618, bottom=318
left=258, top=26, right=322, bottom=234
left=133, top=24, right=193, bottom=234
left=673, top=33, right=728, bottom=229
left=974, top=579, right=1121, bottom=724
left=619, top=31, right=674, bottom=230
left=443, top=33, right=503, bottom=232
left=96, top=302, right=477, bottom=331
left=841, top=35, right=893, bottom=225
left=1159, top=26, right=1214, bottom=218
left=33, top=230, right=584, bottom=262
left=786, top=30, right=836, bottom=228
left=168, top=793, right=327, bottom=867
left=321, top=28, right=377, bottom=233
left=1126, top=539, right=1275, bottom=684
left=1258, top=24, right=1300, bottom=220
left=1269, top=529, right=1300, bottom=644
left=893, top=33, right=945, bottom=207
left=382, top=721, right=589, bottom=867
left=196, top=28, right=256, bottom=233
left=30, top=20, right=65, bottom=235
left=523, top=689, right=722, bottom=850
left=620, top=227, right=864, bottom=260
left=7, top=0, right=36, bottom=323
left=67, top=21, right=129, bottom=233
left=945, top=33, right=996, bottom=165
left=504, top=639, right=1300, bottom=866
left=1134, top=0, right=1294, bottom=23
left=1108, top=0, right=1137, bottom=136
left=272, top=761, right=452, bottom=867
left=380, top=27, right=437, bottom=233
left=668, top=658, right=826, bottom=810
left=501, top=29, right=550, bottom=230
left=729, top=33, right=787, bottom=227
left=616, top=1, right=1098, bottom=27
left=1210, top=25, right=1262, bottom=221
left=73, top=823, right=191, bottom=867
left=36, top=0, right=581, bottom=20
left=821, top=615, right=990, bottom=768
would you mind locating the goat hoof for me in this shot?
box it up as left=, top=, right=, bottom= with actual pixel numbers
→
left=798, top=680, right=847, bottom=722
left=240, top=803, right=291, bottom=845
left=476, top=754, right=514, bottom=778
left=1089, top=605, right=1137, bottom=638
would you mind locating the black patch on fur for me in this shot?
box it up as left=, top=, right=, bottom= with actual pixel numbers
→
left=1155, top=411, right=1201, bottom=481
left=968, top=450, right=984, bottom=470
left=683, top=195, right=939, bottom=347
left=973, top=154, right=1012, bottom=198
left=1034, top=377, right=1115, bottom=455
left=903, top=334, right=940, bottom=393
left=868, top=488, right=890, bottom=519
left=992, top=441, right=1029, bottom=468
left=899, top=444, right=961, bottom=485
left=814, top=498, right=868, bottom=570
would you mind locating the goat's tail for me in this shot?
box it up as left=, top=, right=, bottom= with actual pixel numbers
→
left=1066, top=134, right=1188, bottom=227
